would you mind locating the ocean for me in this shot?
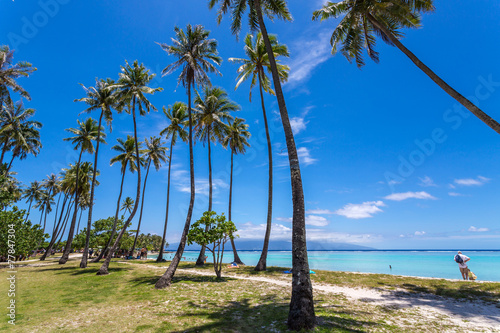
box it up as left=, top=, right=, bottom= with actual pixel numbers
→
left=150, top=250, right=500, bottom=282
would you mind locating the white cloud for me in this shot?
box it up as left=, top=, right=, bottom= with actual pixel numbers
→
left=306, top=209, right=335, bottom=215
left=335, top=201, right=385, bottom=219
left=454, top=176, right=491, bottom=186
left=286, top=31, right=331, bottom=85
left=468, top=226, right=490, bottom=232
left=177, top=177, right=228, bottom=196
left=276, top=215, right=329, bottom=227
left=448, top=192, right=464, bottom=197
left=276, top=217, right=292, bottom=223
left=418, top=176, right=437, bottom=187
left=297, top=147, right=317, bottom=166
left=384, top=191, right=437, bottom=201
left=414, top=231, right=426, bottom=236
left=290, top=117, right=308, bottom=135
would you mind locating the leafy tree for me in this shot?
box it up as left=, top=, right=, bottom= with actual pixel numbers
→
left=312, top=0, right=500, bottom=134
left=155, top=24, right=221, bottom=289
left=193, top=86, right=238, bottom=265
left=0, top=166, right=21, bottom=210
left=222, top=118, right=250, bottom=265
left=0, top=207, right=47, bottom=261
left=208, top=0, right=316, bottom=329
left=157, top=102, right=188, bottom=262
left=187, top=211, right=236, bottom=279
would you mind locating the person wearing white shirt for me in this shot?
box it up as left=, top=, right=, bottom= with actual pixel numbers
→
left=455, top=251, right=470, bottom=280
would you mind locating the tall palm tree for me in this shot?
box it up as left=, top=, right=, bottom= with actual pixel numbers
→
left=0, top=45, right=36, bottom=109
left=229, top=32, right=289, bottom=271
left=59, top=118, right=105, bottom=264
left=96, top=61, right=161, bottom=276
left=93, top=135, right=143, bottom=263
left=22, top=180, right=43, bottom=221
left=157, top=102, right=188, bottom=262
left=222, top=118, right=250, bottom=265
left=129, top=136, right=168, bottom=257
left=193, top=86, right=239, bottom=265
left=312, top=0, right=500, bottom=134
left=75, top=78, right=119, bottom=268
left=208, top=0, right=315, bottom=329
left=155, top=24, right=221, bottom=288
left=121, top=196, right=135, bottom=216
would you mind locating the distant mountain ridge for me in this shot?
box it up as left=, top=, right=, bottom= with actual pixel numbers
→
left=166, top=240, right=374, bottom=251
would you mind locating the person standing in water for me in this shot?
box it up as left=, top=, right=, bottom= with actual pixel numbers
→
left=454, top=251, right=470, bottom=280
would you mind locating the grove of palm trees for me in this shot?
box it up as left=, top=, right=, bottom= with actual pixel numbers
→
left=2, top=1, right=500, bottom=332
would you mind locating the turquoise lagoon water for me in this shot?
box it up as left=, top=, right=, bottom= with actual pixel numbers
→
left=150, top=250, right=500, bottom=282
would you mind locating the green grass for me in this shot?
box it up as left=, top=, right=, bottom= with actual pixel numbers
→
left=0, top=258, right=498, bottom=332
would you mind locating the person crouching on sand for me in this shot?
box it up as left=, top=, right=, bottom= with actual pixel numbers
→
left=455, top=251, right=470, bottom=280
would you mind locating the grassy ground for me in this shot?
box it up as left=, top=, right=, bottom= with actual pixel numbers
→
left=1, top=257, right=499, bottom=332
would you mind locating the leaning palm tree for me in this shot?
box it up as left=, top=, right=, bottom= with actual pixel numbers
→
left=96, top=61, right=161, bottom=276
left=129, top=136, right=168, bottom=257
left=93, top=135, right=143, bottom=263
left=312, top=0, right=500, bottom=135
left=229, top=32, right=289, bottom=271
left=59, top=118, right=105, bottom=264
left=22, top=181, right=43, bottom=221
left=193, top=86, right=239, bottom=265
left=75, top=78, right=119, bottom=268
left=208, top=0, right=315, bottom=329
left=155, top=24, right=221, bottom=288
left=157, top=102, right=188, bottom=262
left=222, top=118, right=250, bottom=265
left=0, top=45, right=36, bottom=109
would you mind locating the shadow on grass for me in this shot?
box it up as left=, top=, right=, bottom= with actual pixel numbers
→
left=34, top=265, right=132, bottom=275
left=129, top=274, right=235, bottom=287
left=162, top=295, right=378, bottom=333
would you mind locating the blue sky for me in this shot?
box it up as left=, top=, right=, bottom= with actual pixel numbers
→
left=2, top=0, right=500, bottom=249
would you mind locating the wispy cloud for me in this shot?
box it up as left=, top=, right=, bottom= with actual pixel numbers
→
left=418, top=176, right=437, bottom=187
left=297, top=147, right=317, bottom=166
left=454, top=176, right=491, bottom=186
left=468, top=226, right=490, bottom=232
left=290, top=117, right=308, bottom=135
left=276, top=215, right=329, bottom=227
left=414, top=231, right=426, bottom=236
left=306, top=209, right=335, bottom=215
left=335, top=201, right=385, bottom=219
left=448, top=192, right=465, bottom=197
left=384, top=191, right=437, bottom=201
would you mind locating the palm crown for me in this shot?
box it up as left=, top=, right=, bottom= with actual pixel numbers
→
left=0, top=45, right=37, bottom=105
left=222, top=117, right=251, bottom=154
left=312, top=0, right=434, bottom=67
left=110, top=136, right=145, bottom=174
left=144, top=136, right=168, bottom=171
left=229, top=32, right=289, bottom=101
left=160, top=102, right=188, bottom=146
left=63, top=118, right=106, bottom=155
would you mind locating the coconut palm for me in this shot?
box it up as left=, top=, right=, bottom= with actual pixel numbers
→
left=97, top=61, right=161, bottom=276
left=129, top=136, right=168, bottom=257
left=121, top=197, right=135, bottom=215
left=0, top=45, right=36, bottom=108
left=93, top=135, right=143, bottom=263
left=312, top=0, right=500, bottom=134
left=193, top=86, right=239, bottom=265
left=229, top=32, right=289, bottom=271
left=22, top=181, right=43, bottom=221
left=208, top=0, right=315, bottom=329
left=75, top=78, right=119, bottom=268
left=155, top=24, right=221, bottom=288
left=59, top=118, right=105, bottom=264
left=157, top=102, right=188, bottom=262
left=222, top=117, right=250, bottom=265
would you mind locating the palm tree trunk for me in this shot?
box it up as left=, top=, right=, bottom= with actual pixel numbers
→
left=24, top=199, right=33, bottom=223
left=367, top=13, right=500, bottom=135
left=41, top=194, right=67, bottom=261
left=157, top=140, right=174, bottom=262
left=97, top=96, right=142, bottom=275
left=254, top=1, right=315, bottom=329
left=93, top=161, right=127, bottom=263
left=60, top=150, right=83, bottom=264
left=155, top=79, right=196, bottom=288
left=0, top=139, right=8, bottom=165
left=81, top=109, right=104, bottom=268
left=6, top=154, right=15, bottom=173
left=229, top=149, right=244, bottom=265
left=76, top=208, right=83, bottom=236
left=196, top=126, right=213, bottom=266
left=51, top=193, right=63, bottom=233
left=130, top=160, right=151, bottom=256
left=255, top=70, right=274, bottom=271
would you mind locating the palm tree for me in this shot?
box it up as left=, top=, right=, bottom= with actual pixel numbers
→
left=121, top=196, right=135, bottom=216
left=75, top=78, right=119, bottom=268
left=129, top=136, right=168, bottom=257
left=93, top=135, right=143, bottom=263
left=193, top=86, right=239, bottom=265
left=312, top=0, right=500, bottom=135
left=208, top=0, right=315, bottom=329
left=59, top=118, right=105, bottom=264
left=229, top=32, right=289, bottom=271
left=0, top=45, right=36, bottom=109
left=157, top=102, right=188, bottom=262
left=22, top=181, right=43, bottom=221
left=155, top=24, right=221, bottom=288
left=96, top=61, right=161, bottom=276
left=222, top=118, right=250, bottom=265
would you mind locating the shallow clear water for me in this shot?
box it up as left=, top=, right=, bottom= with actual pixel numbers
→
left=149, top=250, right=500, bottom=282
